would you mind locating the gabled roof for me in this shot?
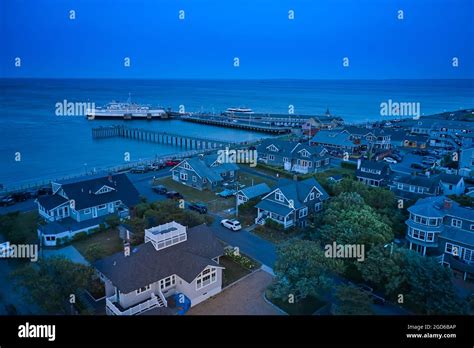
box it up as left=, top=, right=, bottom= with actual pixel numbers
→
left=94, top=224, right=224, bottom=293
left=390, top=174, right=440, bottom=190
left=43, top=174, right=140, bottom=210
left=408, top=196, right=474, bottom=221
left=238, top=183, right=271, bottom=200
left=358, top=160, right=389, bottom=171
left=439, top=174, right=464, bottom=185
left=37, top=194, right=69, bottom=210
left=311, top=131, right=356, bottom=148
left=183, top=155, right=239, bottom=183
left=260, top=177, right=328, bottom=211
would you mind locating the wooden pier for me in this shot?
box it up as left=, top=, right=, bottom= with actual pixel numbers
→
left=180, top=115, right=292, bottom=134
left=92, top=125, right=246, bottom=150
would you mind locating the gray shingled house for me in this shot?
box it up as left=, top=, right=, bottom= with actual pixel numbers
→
left=95, top=222, right=224, bottom=315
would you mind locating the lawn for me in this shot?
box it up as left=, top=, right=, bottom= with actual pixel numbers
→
left=73, top=228, right=123, bottom=262
left=265, top=288, right=326, bottom=315
left=220, top=255, right=252, bottom=287
left=235, top=172, right=276, bottom=189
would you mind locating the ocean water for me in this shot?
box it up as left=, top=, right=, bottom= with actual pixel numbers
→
left=0, top=79, right=473, bottom=188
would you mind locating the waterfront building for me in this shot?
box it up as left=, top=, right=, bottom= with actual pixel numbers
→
left=171, top=154, right=239, bottom=191
left=255, top=177, right=328, bottom=229
left=406, top=196, right=474, bottom=281
left=257, top=139, right=330, bottom=174
left=36, top=174, right=140, bottom=247
left=310, top=130, right=359, bottom=154
left=95, top=222, right=224, bottom=315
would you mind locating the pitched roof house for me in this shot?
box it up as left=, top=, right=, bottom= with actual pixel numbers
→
left=406, top=196, right=474, bottom=281
left=255, top=177, right=329, bottom=229
left=257, top=139, right=330, bottom=174
left=36, top=174, right=140, bottom=246
left=171, top=154, right=239, bottom=191
left=355, top=160, right=391, bottom=187
left=236, top=183, right=271, bottom=206
left=310, top=130, right=359, bottom=154
left=95, top=222, right=225, bottom=315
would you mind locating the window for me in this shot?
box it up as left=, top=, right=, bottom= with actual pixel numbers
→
left=159, top=275, right=176, bottom=290
left=180, top=172, right=188, bottom=181
left=283, top=157, right=289, bottom=163
left=45, top=236, right=56, bottom=241
left=203, top=178, right=207, bottom=183
left=426, top=232, right=434, bottom=242
left=309, top=192, right=315, bottom=200
left=229, top=171, right=234, bottom=177
left=192, top=176, right=197, bottom=182
left=275, top=192, right=284, bottom=202
left=470, top=224, right=474, bottom=231
left=221, top=172, right=226, bottom=177
left=417, top=187, right=424, bottom=193
left=397, top=183, right=403, bottom=190
left=409, top=186, right=415, bottom=192
left=84, top=208, right=91, bottom=214
left=182, top=163, right=191, bottom=170
left=451, top=219, right=462, bottom=228
left=98, top=204, right=106, bottom=210
left=136, top=284, right=151, bottom=294
left=196, top=267, right=217, bottom=290
left=429, top=218, right=438, bottom=226
left=315, top=202, right=322, bottom=211
left=268, top=155, right=275, bottom=161
left=299, top=207, right=308, bottom=218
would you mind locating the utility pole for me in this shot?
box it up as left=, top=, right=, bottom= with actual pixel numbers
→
left=235, top=180, right=239, bottom=217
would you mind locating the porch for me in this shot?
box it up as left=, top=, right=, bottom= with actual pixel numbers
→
left=106, top=290, right=168, bottom=316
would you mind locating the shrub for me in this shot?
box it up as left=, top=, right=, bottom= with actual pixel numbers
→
left=105, top=215, right=120, bottom=229
left=71, top=231, right=88, bottom=242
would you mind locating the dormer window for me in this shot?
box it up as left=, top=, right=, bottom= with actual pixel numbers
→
left=267, top=144, right=279, bottom=152
left=275, top=192, right=284, bottom=202
left=310, top=192, right=315, bottom=200
left=182, top=162, right=192, bottom=170
left=95, top=186, right=114, bottom=195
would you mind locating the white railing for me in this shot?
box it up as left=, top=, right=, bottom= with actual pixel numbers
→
left=106, top=294, right=161, bottom=316
left=157, top=290, right=168, bottom=307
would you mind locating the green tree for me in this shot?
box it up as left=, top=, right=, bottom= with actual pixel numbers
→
left=12, top=256, right=95, bottom=314
left=317, top=193, right=393, bottom=247
left=83, top=243, right=106, bottom=262
left=273, top=240, right=342, bottom=302
left=334, top=285, right=374, bottom=315
left=358, top=247, right=466, bottom=314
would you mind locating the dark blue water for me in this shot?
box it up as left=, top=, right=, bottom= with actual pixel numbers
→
left=1, top=79, right=473, bottom=188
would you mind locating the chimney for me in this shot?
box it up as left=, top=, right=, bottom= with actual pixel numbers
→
left=357, top=159, right=362, bottom=170
left=443, top=198, right=452, bottom=210
left=108, top=173, right=113, bottom=183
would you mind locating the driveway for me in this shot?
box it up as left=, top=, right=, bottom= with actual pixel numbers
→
left=187, top=269, right=281, bottom=315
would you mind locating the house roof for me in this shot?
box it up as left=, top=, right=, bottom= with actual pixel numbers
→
left=94, top=224, right=224, bottom=293
left=439, top=174, right=463, bottom=185
left=48, top=174, right=140, bottom=210
left=359, top=160, right=389, bottom=171
left=311, top=131, right=356, bottom=148
left=183, top=155, right=238, bottom=183
left=390, top=174, right=440, bottom=190
left=37, top=194, right=69, bottom=210
left=255, top=199, right=294, bottom=216
left=440, top=226, right=474, bottom=247
left=238, top=183, right=271, bottom=200
left=408, top=196, right=474, bottom=220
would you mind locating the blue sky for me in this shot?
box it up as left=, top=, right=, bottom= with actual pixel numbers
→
left=1, top=0, right=473, bottom=79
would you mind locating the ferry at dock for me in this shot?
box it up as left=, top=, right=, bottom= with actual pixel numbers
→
left=87, top=94, right=167, bottom=120
left=223, top=107, right=255, bottom=117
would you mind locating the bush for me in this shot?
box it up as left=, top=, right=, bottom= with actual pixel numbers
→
left=341, top=161, right=357, bottom=170
left=71, top=231, right=88, bottom=242
left=83, top=243, right=106, bottom=262
left=105, top=215, right=120, bottom=229
left=224, top=249, right=257, bottom=270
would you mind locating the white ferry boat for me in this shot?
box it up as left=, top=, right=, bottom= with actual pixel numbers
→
left=223, top=107, right=255, bottom=117
left=87, top=94, right=167, bottom=120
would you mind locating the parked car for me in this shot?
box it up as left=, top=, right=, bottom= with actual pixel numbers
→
left=0, top=195, right=15, bottom=207
left=217, top=189, right=236, bottom=198
left=165, top=159, right=181, bottom=167
left=147, top=164, right=161, bottom=171
left=166, top=191, right=183, bottom=200
left=188, top=202, right=208, bottom=214
left=391, top=153, right=403, bottom=162
left=130, top=166, right=148, bottom=174
left=37, top=187, right=52, bottom=196
left=411, top=163, right=429, bottom=170
left=152, top=185, right=167, bottom=194
left=220, top=219, right=242, bottom=231
left=383, top=157, right=397, bottom=164
left=422, top=156, right=437, bottom=165
left=11, top=191, right=31, bottom=202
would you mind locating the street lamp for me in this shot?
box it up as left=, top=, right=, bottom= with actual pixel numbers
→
left=384, top=242, right=394, bottom=257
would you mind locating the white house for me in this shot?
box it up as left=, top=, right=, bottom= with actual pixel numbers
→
left=95, top=222, right=224, bottom=315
